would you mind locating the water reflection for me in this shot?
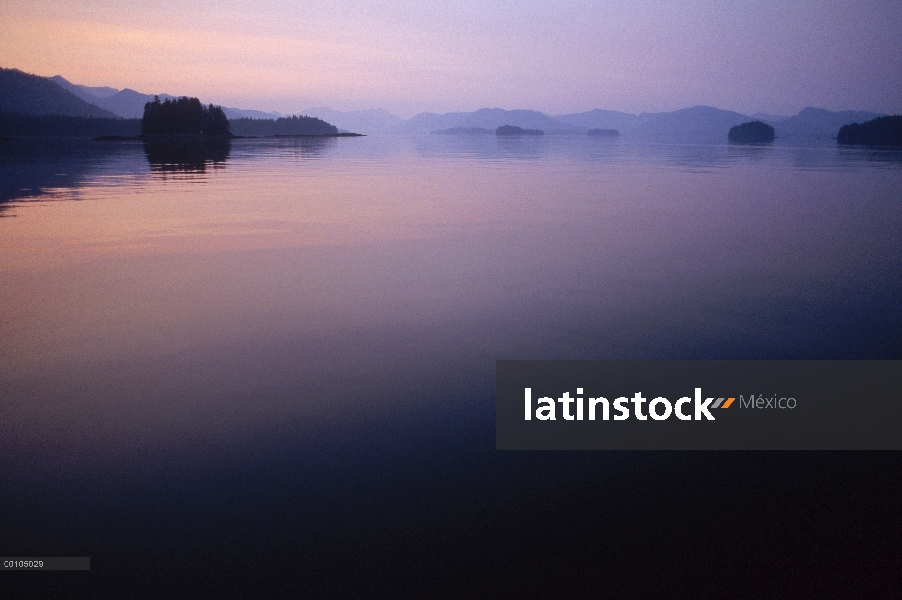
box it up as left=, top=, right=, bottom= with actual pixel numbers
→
left=836, top=145, right=902, bottom=168
left=4, top=135, right=901, bottom=213
left=143, top=136, right=231, bottom=173
left=1, top=132, right=901, bottom=597
left=0, top=136, right=350, bottom=215
left=0, top=137, right=146, bottom=211
left=260, top=136, right=338, bottom=159
left=404, top=133, right=902, bottom=172
left=318, top=135, right=902, bottom=173
left=410, top=133, right=550, bottom=161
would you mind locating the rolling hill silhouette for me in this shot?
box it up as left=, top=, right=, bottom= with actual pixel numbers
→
left=553, top=109, right=639, bottom=132
left=396, top=108, right=582, bottom=134
left=49, top=75, right=119, bottom=99
left=0, top=68, right=117, bottom=118
left=774, top=107, right=884, bottom=139
left=301, top=108, right=403, bottom=134
left=837, top=115, right=902, bottom=146
left=5, top=68, right=891, bottom=142
left=49, top=74, right=280, bottom=120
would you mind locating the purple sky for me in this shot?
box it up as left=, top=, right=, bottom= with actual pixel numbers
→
left=3, top=0, right=901, bottom=117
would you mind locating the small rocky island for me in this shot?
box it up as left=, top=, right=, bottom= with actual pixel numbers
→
left=496, top=125, right=544, bottom=136
left=728, top=121, right=775, bottom=144
left=587, top=128, right=619, bottom=138
left=836, top=115, right=902, bottom=146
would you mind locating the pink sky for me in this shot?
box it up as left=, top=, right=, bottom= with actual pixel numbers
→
left=3, top=0, right=901, bottom=117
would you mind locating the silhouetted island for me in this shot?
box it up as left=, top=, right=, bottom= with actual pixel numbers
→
left=496, top=125, right=544, bottom=136
left=587, top=128, right=619, bottom=137
left=231, top=115, right=351, bottom=137
left=142, top=96, right=230, bottom=136
left=836, top=115, right=902, bottom=146
left=728, top=121, right=775, bottom=143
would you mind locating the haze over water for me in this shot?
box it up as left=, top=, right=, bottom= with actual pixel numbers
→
left=2, top=135, right=901, bottom=595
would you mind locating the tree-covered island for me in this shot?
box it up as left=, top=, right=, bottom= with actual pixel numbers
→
left=836, top=115, right=902, bottom=146
left=496, top=125, right=544, bottom=136
left=229, top=116, right=345, bottom=137
left=142, top=96, right=230, bottom=136
left=728, top=121, right=775, bottom=143
left=587, top=128, right=619, bottom=137
left=139, top=96, right=355, bottom=138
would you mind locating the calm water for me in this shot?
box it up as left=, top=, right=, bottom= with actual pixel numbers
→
left=2, top=135, right=901, bottom=596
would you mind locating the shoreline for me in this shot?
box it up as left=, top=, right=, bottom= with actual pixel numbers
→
left=94, top=132, right=365, bottom=141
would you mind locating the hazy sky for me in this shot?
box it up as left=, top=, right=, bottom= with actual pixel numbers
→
left=3, top=0, right=901, bottom=117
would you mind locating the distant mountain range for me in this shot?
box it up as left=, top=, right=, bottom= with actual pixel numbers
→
left=570, top=106, right=754, bottom=142
left=396, top=108, right=584, bottom=134
left=49, top=75, right=175, bottom=119
left=0, top=67, right=890, bottom=140
left=769, top=107, right=883, bottom=139
left=401, top=105, right=885, bottom=141
left=298, top=107, right=403, bottom=135
left=1, top=68, right=117, bottom=118
left=49, top=73, right=283, bottom=120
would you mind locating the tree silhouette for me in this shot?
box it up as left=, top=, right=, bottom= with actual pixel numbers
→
left=142, top=96, right=230, bottom=136
left=837, top=116, right=902, bottom=146
left=587, top=128, right=619, bottom=137
left=495, top=125, right=544, bottom=136
left=203, top=104, right=229, bottom=136
left=728, top=121, right=775, bottom=143
left=229, top=115, right=339, bottom=136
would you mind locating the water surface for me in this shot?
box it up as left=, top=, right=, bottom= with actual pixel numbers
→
left=2, top=134, right=900, bottom=596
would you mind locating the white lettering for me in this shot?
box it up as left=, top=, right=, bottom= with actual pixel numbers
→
left=576, top=388, right=584, bottom=420
left=631, top=392, right=648, bottom=420
left=558, top=392, right=575, bottom=421
left=613, top=397, right=630, bottom=420
left=676, top=397, right=692, bottom=420
left=649, top=397, right=672, bottom=420
left=694, top=388, right=715, bottom=420
left=536, top=397, right=555, bottom=420
left=590, top=397, right=610, bottom=420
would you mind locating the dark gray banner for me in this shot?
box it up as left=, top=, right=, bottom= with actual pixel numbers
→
left=2, top=557, right=90, bottom=570
left=496, top=361, right=902, bottom=450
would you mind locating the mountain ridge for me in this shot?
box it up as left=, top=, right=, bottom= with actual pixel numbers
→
left=299, top=107, right=402, bottom=134
left=49, top=75, right=119, bottom=100
left=1, top=68, right=118, bottom=118
left=396, top=108, right=583, bottom=134
left=49, top=74, right=280, bottom=120
left=395, top=105, right=890, bottom=140
left=3, top=68, right=892, bottom=140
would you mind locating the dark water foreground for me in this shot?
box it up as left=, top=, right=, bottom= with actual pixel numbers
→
left=1, top=136, right=901, bottom=597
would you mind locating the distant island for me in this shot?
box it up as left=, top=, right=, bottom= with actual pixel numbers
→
left=230, top=115, right=355, bottom=137
left=3, top=67, right=898, bottom=142
left=836, top=115, right=902, bottom=146
left=138, top=97, right=355, bottom=139
left=728, top=121, right=775, bottom=143
left=587, top=128, right=619, bottom=137
left=432, top=127, right=494, bottom=135
left=142, top=96, right=230, bottom=136
left=94, top=98, right=355, bottom=141
left=496, top=125, right=543, bottom=136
